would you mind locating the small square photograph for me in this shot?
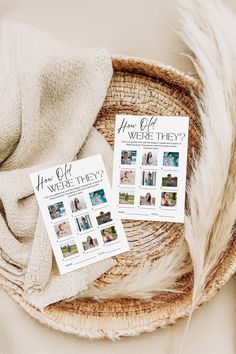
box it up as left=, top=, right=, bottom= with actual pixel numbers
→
left=139, top=192, right=155, bottom=206
left=120, top=170, right=135, bottom=185
left=60, top=240, right=78, bottom=258
left=101, top=226, right=118, bottom=244
left=161, top=192, right=177, bottom=207
left=142, top=151, right=157, bottom=166
left=54, top=221, right=72, bottom=239
left=89, top=189, right=107, bottom=206
left=162, top=174, right=178, bottom=187
left=48, top=201, right=66, bottom=220
left=141, top=171, right=157, bottom=186
left=121, top=150, right=137, bottom=165
left=70, top=195, right=87, bottom=212
left=96, top=211, right=113, bottom=225
left=163, top=152, right=179, bottom=167
left=76, top=214, right=93, bottom=232
left=82, top=235, right=99, bottom=251
left=119, top=190, right=135, bottom=205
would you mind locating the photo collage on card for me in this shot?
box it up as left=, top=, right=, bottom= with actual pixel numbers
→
left=47, top=187, right=120, bottom=261
left=118, top=149, right=178, bottom=210
left=113, top=115, right=189, bottom=223
left=30, top=155, right=129, bottom=275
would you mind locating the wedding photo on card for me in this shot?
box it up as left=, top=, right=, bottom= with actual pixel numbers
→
left=30, top=155, right=129, bottom=275
left=112, top=115, right=189, bottom=223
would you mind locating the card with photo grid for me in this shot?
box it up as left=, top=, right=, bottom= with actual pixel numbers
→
left=112, top=115, right=189, bottom=223
left=30, top=155, right=129, bottom=275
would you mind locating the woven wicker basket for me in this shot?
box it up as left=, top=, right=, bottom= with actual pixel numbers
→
left=6, top=55, right=236, bottom=339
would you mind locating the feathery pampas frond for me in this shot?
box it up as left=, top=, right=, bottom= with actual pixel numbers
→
left=82, top=239, right=190, bottom=299
left=179, top=0, right=236, bottom=314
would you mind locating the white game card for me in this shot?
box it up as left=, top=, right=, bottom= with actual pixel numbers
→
left=30, top=155, right=129, bottom=275
left=112, top=115, right=189, bottom=223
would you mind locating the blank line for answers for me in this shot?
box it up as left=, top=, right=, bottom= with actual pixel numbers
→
left=159, top=215, right=175, bottom=218
left=73, top=255, right=97, bottom=265
left=105, top=248, right=120, bottom=254
left=126, top=213, right=147, bottom=216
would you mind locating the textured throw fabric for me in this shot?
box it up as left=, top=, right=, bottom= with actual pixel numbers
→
left=0, top=20, right=116, bottom=309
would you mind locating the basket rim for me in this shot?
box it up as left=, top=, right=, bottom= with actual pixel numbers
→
left=111, top=54, right=201, bottom=92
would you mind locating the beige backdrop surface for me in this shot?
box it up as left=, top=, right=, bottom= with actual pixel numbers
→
left=0, top=1, right=236, bottom=353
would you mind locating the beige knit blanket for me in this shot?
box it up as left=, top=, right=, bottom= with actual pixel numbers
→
left=0, top=20, right=116, bottom=309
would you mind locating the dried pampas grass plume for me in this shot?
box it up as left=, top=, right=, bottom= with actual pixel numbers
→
left=82, top=239, right=190, bottom=300
left=180, top=0, right=236, bottom=315
left=178, top=0, right=236, bottom=350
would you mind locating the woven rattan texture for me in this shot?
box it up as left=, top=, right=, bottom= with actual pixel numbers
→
left=5, top=56, right=235, bottom=339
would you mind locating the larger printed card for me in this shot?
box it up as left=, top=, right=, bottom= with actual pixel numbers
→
left=30, top=155, right=129, bottom=275
left=113, top=115, right=189, bottom=223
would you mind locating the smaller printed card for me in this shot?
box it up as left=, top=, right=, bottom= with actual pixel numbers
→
left=112, top=115, right=189, bottom=223
left=30, top=155, right=129, bottom=275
